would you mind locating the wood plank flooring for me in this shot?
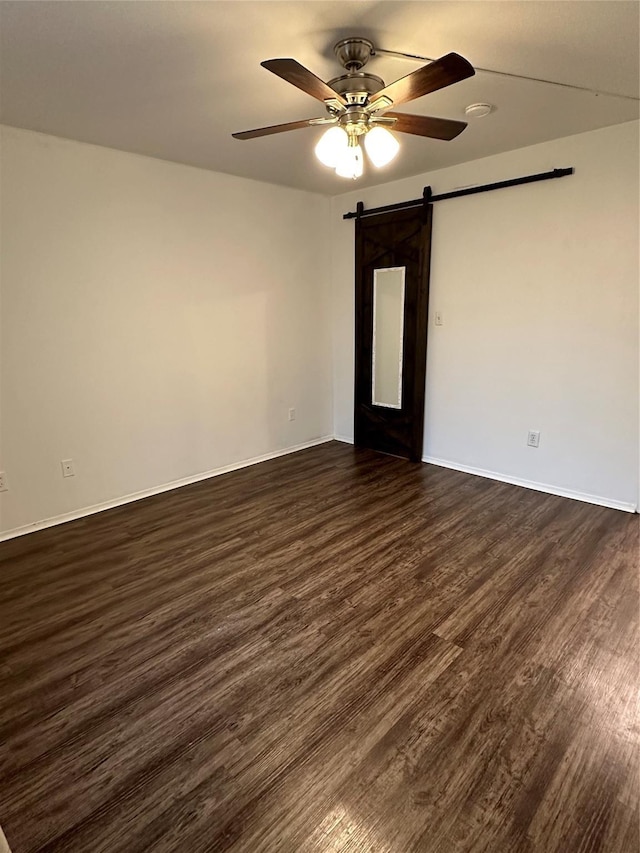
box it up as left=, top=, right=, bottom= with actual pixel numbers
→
left=0, top=441, right=637, bottom=852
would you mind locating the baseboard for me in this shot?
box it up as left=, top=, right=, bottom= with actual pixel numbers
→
left=423, top=455, right=637, bottom=513
left=333, top=434, right=354, bottom=445
left=0, top=436, right=335, bottom=542
left=4, top=438, right=632, bottom=542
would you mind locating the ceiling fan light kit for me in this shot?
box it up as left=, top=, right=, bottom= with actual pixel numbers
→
left=315, top=123, right=399, bottom=178
left=315, top=126, right=365, bottom=179
left=233, top=37, right=475, bottom=181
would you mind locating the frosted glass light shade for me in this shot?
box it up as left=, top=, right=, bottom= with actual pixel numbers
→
left=315, top=127, right=349, bottom=167
left=335, top=144, right=364, bottom=179
left=364, top=127, right=400, bottom=167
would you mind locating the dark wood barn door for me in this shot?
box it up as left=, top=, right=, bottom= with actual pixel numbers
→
left=354, top=205, right=433, bottom=462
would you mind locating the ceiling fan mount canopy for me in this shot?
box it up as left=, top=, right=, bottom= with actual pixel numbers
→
left=333, top=37, right=375, bottom=72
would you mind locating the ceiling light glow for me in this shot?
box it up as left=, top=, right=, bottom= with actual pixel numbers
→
left=364, top=127, right=400, bottom=167
left=315, top=126, right=349, bottom=167
left=335, top=143, right=364, bottom=180
left=316, top=124, right=399, bottom=178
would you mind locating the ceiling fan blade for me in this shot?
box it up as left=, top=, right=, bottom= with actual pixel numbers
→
left=232, top=118, right=325, bottom=140
left=261, top=58, right=347, bottom=106
left=372, top=53, right=475, bottom=109
left=385, top=112, right=468, bottom=141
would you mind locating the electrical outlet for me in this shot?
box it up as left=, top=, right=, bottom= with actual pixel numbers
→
left=435, top=311, right=443, bottom=326
left=0, top=471, right=8, bottom=492
left=527, top=431, right=540, bottom=448
left=288, top=408, right=296, bottom=422
left=61, top=459, right=75, bottom=478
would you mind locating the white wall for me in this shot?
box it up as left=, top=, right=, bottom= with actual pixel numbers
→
left=331, top=121, right=639, bottom=510
left=0, top=126, right=333, bottom=535
left=2, top=121, right=637, bottom=536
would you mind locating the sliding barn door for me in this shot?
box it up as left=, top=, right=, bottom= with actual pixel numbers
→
left=354, top=205, right=432, bottom=462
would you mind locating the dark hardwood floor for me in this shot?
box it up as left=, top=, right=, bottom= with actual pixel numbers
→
left=0, top=441, right=637, bottom=853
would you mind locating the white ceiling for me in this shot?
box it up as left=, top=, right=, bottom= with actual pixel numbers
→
left=1, top=1, right=638, bottom=194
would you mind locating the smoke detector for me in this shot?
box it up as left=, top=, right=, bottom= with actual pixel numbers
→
left=464, top=103, right=494, bottom=118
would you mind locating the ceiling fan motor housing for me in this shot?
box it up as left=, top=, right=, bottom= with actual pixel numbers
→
left=325, top=76, right=385, bottom=136
left=327, top=72, right=385, bottom=103
left=329, top=39, right=387, bottom=134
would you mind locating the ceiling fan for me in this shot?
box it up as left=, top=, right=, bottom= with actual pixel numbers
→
left=233, top=37, right=475, bottom=179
